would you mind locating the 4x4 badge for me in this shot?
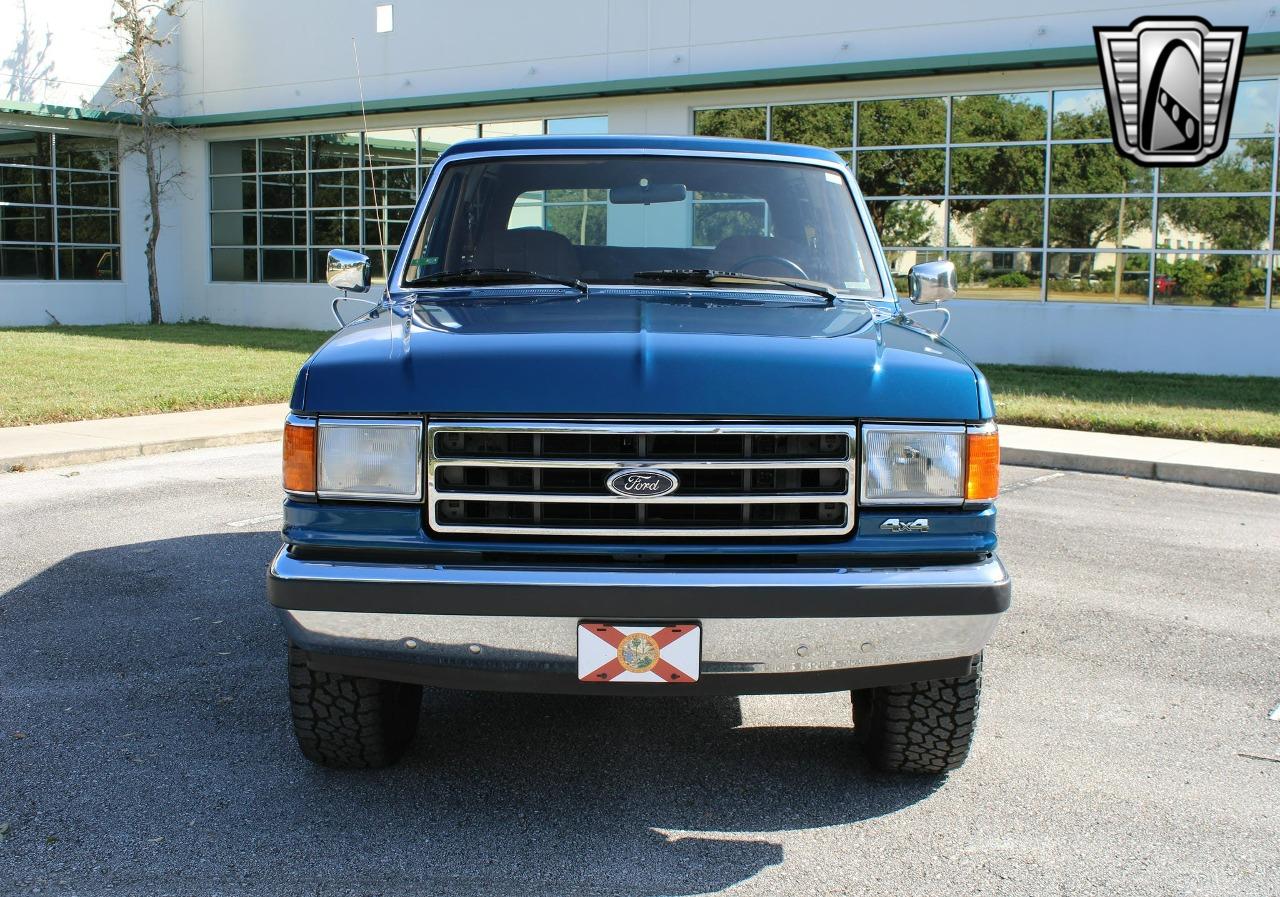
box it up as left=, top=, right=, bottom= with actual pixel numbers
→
left=880, top=518, right=929, bottom=534
left=1094, top=16, right=1247, bottom=167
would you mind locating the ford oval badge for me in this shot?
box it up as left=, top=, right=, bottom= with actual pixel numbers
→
left=606, top=468, right=679, bottom=499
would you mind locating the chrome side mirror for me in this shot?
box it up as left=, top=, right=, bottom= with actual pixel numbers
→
left=326, top=248, right=371, bottom=294
left=907, top=260, right=957, bottom=305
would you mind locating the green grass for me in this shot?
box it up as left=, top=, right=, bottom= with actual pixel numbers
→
left=982, top=364, right=1280, bottom=447
left=0, top=323, right=328, bottom=427
left=1, top=324, right=1277, bottom=447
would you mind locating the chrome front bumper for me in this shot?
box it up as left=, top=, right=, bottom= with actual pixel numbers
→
left=270, top=548, right=1009, bottom=694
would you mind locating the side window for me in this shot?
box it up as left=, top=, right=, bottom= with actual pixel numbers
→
left=691, top=192, right=770, bottom=248
left=408, top=169, right=464, bottom=279
left=508, top=189, right=608, bottom=245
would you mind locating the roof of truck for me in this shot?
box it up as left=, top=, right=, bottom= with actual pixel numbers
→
left=435, top=133, right=845, bottom=164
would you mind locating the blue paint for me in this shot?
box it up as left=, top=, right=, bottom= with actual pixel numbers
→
left=287, top=135, right=998, bottom=559
left=437, top=133, right=846, bottom=166
left=299, top=295, right=984, bottom=421
left=282, top=501, right=997, bottom=557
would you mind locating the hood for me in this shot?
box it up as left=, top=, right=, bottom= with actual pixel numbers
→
left=298, top=292, right=981, bottom=420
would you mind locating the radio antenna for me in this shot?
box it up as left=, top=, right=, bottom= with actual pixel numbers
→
left=351, top=38, right=389, bottom=270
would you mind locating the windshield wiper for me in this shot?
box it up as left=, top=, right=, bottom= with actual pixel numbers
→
left=406, top=267, right=589, bottom=294
left=632, top=269, right=838, bottom=302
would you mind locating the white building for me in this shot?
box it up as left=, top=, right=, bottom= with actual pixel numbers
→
left=1, top=0, right=1278, bottom=376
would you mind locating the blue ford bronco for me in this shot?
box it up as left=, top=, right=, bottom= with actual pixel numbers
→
left=269, top=134, right=1009, bottom=774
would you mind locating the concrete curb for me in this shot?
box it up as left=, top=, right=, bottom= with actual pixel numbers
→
left=1000, top=425, right=1280, bottom=494
left=1001, top=446, right=1280, bottom=493
left=2, top=429, right=282, bottom=473
left=3, top=409, right=1278, bottom=495
left=1, top=404, right=290, bottom=474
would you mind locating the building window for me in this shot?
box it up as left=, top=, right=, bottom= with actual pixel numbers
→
left=0, top=130, right=121, bottom=280
left=696, top=80, right=1280, bottom=309
left=209, top=116, right=608, bottom=283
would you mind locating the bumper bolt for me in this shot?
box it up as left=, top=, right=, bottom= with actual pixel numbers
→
left=404, top=639, right=418, bottom=649
left=796, top=645, right=809, bottom=657
left=860, top=642, right=874, bottom=653
left=469, top=644, right=482, bottom=655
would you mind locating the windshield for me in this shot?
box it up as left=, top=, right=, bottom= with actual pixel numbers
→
left=401, top=154, right=884, bottom=299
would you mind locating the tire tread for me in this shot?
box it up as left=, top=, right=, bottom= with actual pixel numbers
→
left=854, top=655, right=982, bottom=775
left=287, top=644, right=422, bottom=769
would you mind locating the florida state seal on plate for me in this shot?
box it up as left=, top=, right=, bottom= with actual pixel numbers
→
left=577, top=623, right=701, bottom=682
left=617, top=631, right=661, bottom=673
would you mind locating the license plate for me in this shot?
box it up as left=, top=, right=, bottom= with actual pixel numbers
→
left=577, top=622, right=701, bottom=683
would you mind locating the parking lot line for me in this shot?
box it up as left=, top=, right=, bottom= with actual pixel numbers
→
left=1001, top=471, right=1067, bottom=493
left=225, top=512, right=283, bottom=528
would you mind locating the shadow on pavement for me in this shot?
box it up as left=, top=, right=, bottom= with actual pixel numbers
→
left=1, top=532, right=943, bottom=895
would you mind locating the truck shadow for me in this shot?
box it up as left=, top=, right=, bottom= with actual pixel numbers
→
left=1, top=531, right=944, bottom=896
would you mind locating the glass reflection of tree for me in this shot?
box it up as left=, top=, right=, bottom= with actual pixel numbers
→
left=1050, top=104, right=1153, bottom=296
left=1161, top=140, right=1273, bottom=305
left=855, top=100, right=945, bottom=248
left=694, top=108, right=767, bottom=141
left=948, top=96, right=1045, bottom=252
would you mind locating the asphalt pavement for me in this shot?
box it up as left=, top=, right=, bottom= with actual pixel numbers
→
left=1, top=445, right=1277, bottom=896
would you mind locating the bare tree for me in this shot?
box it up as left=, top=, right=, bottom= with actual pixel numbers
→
left=3, top=0, right=58, bottom=103
left=107, top=0, right=186, bottom=325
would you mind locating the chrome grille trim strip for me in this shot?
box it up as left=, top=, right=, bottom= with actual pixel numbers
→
left=429, top=491, right=848, bottom=504
left=427, top=420, right=857, bottom=538
left=431, top=458, right=846, bottom=470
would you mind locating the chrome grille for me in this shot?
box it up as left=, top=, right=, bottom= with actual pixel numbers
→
left=427, top=422, right=857, bottom=537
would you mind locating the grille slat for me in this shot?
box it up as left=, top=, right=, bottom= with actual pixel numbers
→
left=429, top=491, right=845, bottom=504
left=427, top=422, right=857, bottom=538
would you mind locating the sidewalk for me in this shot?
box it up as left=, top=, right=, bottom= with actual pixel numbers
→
left=0, top=404, right=289, bottom=472
left=2, top=404, right=1278, bottom=493
left=1000, top=425, right=1280, bottom=494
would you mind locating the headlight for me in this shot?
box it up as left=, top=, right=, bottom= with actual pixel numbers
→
left=315, top=418, right=423, bottom=501
left=861, top=423, right=991, bottom=505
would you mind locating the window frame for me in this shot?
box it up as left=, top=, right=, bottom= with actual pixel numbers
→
left=208, top=116, right=609, bottom=284
left=0, top=129, right=122, bottom=282
left=388, top=146, right=895, bottom=302
left=693, top=79, right=1280, bottom=309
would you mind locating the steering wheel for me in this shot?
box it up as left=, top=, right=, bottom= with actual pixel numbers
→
left=731, top=255, right=809, bottom=279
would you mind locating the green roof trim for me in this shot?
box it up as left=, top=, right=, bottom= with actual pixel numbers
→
left=0, top=97, right=134, bottom=124
left=7, top=32, right=1280, bottom=130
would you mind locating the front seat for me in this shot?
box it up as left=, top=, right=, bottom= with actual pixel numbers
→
left=480, top=227, right=579, bottom=280
left=708, top=234, right=809, bottom=277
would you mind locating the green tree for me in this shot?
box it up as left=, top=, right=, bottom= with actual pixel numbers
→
left=857, top=98, right=946, bottom=146
left=545, top=189, right=606, bottom=246
left=947, top=96, right=1048, bottom=250
left=951, top=94, right=1047, bottom=142
left=1160, top=140, right=1273, bottom=305
left=1047, top=106, right=1152, bottom=252
left=694, top=107, right=766, bottom=140
left=770, top=103, right=852, bottom=148
left=969, top=199, right=1043, bottom=248
left=853, top=99, right=946, bottom=247
left=1171, top=258, right=1209, bottom=299
left=877, top=201, right=935, bottom=248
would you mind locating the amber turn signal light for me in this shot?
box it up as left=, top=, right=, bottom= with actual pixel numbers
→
left=965, top=427, right=1000, bottom=502
left=283, top=419, right=317, bottom=495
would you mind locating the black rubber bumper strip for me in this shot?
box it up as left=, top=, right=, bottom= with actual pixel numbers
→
left=296, top=647, right=979, bottom=696
left=267, top=551, right=1011, bottom=619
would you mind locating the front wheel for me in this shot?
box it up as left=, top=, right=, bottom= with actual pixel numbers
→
left=852, top=654, right=983, bottom=775
left=287, top=644, right=423, bottom=769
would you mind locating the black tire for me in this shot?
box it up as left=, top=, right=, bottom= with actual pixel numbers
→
left=287, top=644, right=423, bottom=769
left=852, top=654, right=983, bottom=775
